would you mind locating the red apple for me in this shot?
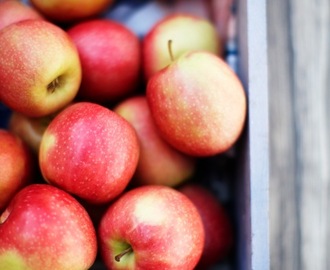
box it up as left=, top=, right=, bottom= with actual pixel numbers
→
left=99, top=185, right=205, bottom=270
left=179, top=184, right=234, bottom=268
left=146, top=50, right=247, bottom=156
left=30, top=0, right=114, bottom=23
left=0, top=129, right=35, bottom=211
left=67, top=19, right=141, bottom=104
left=0, top=184, right=97, bottom=270
left=0, top=19, right=82, bottom=117
left=143, top=13, right=221, bottom=80
left=114, top=95, right=196, bottom=187
left=39, top=102, right=140, bottom=204
left=0, top=0, right=43, bottom=31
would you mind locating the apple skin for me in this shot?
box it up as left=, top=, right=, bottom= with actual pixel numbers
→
left=0, top=129, right=35, bottom=211
left=67, top=19, right=141, bottom=104
left=0, top=0, right=44, bottom=31
left=30, top=0, right=114, bottom=23
left=146, top=51, right=247, bottom=157
left=39, top=102, right=140, bottom=204
left=179, top=184, right=234, bottom=268
left=114, top=95, right=196, bottom=187
left=0, top=19, right=82, bottom=117
left=143, top=13, right=221, bottom=81
left=0, top=184, right=97, bottom=270
left=98, top=185, right=205, bottom=270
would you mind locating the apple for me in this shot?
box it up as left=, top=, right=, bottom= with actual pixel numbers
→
left=39, top=102, right=140, bottom=204
left=0, top=0, right=44, bottom=31
left=98, top=185, right=205, bottom=270
left=114, top=95, right=196, bottom=187
left=30, top=0, right=114, bottom=23
left=146, top=50, right=247, bottom=157
left=67, top=19, right=141, bottom=104
left=142, top=13, right=221, bottom=80
left=0, top=129, right=35, bottom=211
left=179, top=184, right=234, bottom=268
left=8, top=104, right=71, bottom=154
left=0, top=184, right=97, bottom=270
left=0, top=19, right=82, bottom=117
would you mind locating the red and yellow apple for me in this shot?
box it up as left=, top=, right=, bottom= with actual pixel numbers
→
left=143, top=13, right=221, bottom=80
left=30, top=0, right=114, bottom=23
left=98, top=185, right=205, bottom=270
left=0, top=19, right=82, bottom=117
left=147, top=51, right=246, bottom=156
left=39, top=102, right=140, bottom=204
left=114, top=95, right=196, bottom=187
left=0, top=184, right=97, bottom=270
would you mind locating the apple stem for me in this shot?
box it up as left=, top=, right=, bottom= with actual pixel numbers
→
left=114, top=246, right=133, bottom=262
left=168, top=39, right=174, bottom=62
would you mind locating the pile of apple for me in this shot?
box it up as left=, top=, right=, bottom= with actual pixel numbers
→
left=0, top=0, right=246, bottom=269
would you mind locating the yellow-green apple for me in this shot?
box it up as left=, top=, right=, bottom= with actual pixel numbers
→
left=114, top=95, right=196, bottom=187
left=0, top=19, right=81, bottom=117
left=146, top=51, right=247, bottom=157
left=98, top=185, right=205, bottom=270
left=8, top=104, right=71, bottom=154
left=30, top=0, right=114, bottom=23
left=0, top=0, right=43, bottom=31
left=0, top=184, right=97, bottom=270
left=142, top=13, right=221, bottom=80
left=67, top=19, right=141, bottom=104
left=179, top=184, right=234, bottom=268
left=39, top=102, right=140, bottom=204
left=0, top=129, right=35, bottom=211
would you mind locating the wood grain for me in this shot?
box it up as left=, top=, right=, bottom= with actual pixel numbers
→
left=268, top=0, right=330, bottom=269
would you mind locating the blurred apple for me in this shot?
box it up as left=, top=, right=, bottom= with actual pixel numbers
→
left=143, top=13, right=221, bottom=80
left=179, top=184, right=234, bottom=268
left=0, top=19, right=81, bottom=117
left=0, top=0, right=43, bottom=31
left=114, top=95, right=196, bottom=187
left=39, top=102, right=140, bottom=204
left=67, top=19, right=141, bottom=104
left=30, top=0, right=114, bottom=23
left=0, top=129, right=35, bottom=211
left=147, top=50, right=246, bottom=156
left=0, top=184, right=97, bottom=270
left=99, top=185, right=204, bottom=270
left=8, top=104, right=71, bottom=154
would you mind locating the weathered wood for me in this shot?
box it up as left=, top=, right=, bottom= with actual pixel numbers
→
left=268, top=0, right=330, bottom=269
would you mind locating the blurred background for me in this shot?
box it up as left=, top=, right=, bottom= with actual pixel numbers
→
left=268, top=0, right=330, bottom=269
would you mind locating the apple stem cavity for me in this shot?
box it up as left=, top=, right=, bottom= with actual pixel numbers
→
left=114, top=246, right=133, bottom=262
left=168, top=39, right=174, bottom=62
left=47, top=77, right=61, bottom=93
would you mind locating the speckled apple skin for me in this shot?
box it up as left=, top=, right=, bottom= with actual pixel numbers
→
left=99, top=185, right=205, bottom=270
left=146, top=51, right=247, bottom=157
left=114, top=96, right=196, bottom=187
left=0, top=184, right=97, bottom=270
left=39, top=102, right=140, bottom=204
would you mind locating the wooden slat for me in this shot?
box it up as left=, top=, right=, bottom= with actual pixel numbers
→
left=268, top=0, right=330, bottom=269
